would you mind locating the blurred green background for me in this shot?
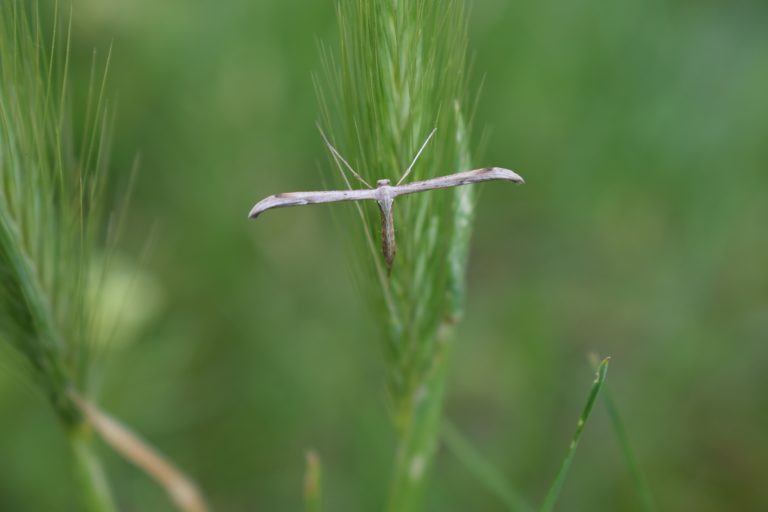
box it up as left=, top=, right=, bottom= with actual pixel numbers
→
left=1, top=0, right=768, bottom=510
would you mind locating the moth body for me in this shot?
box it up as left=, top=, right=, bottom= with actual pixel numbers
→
left=374, top=180, right=397, bottom=270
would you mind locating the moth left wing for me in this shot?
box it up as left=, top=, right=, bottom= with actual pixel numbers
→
left=249, top=188, right=378, bottom=219
left=391, top=167, right=524, bottom=197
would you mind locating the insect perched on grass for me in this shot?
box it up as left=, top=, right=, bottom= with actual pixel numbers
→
left=249, top=128, right=524, bottom=270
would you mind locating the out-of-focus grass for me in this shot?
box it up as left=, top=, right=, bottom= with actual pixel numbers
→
left=0, top=2, right=116, bottom=509
left=540, top=358, right=609, bottom=512
left=1, top=0, right=767, bottom=510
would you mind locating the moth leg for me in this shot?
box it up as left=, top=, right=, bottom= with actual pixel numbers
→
left=396, top=127, right=437, bottom=185
left=316, top=124, right=372, bottom=189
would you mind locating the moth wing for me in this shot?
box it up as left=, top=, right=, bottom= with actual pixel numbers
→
left=249, top=188, right=377, bottom=218
left=391, top=167, right=524, bottom=197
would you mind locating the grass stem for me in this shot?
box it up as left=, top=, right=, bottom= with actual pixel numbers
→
left=540, top=358, right=610, bottom=512
left=603, top=389, right=657, bottom=511
left=71, top=392, right=209, bottom=512
left=70, top=430, right=117, bottom=512
left=442, top=421, right=532, bottom=512
left=304, top=451, right=323, bottom=512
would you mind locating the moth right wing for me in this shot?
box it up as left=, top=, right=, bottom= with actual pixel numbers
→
left=391, top=167, right=524, bottom=197
left=249, top=188, right=379, bottom=219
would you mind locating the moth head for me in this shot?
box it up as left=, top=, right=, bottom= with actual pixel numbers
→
left=377, top=179, right=391, bottom=187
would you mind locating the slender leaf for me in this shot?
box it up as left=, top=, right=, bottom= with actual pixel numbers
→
left=304, top=451, right=323, bottom=512
left=442, top=421, right=533, bottom=512
left=603, top=389, right=657, bottom=511
left=540, top=357, right=610, bottom=512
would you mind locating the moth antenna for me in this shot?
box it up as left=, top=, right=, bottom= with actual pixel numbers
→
left=397, top=127, right=437, bottom=185
left=316, top=124, right=373, bottom=189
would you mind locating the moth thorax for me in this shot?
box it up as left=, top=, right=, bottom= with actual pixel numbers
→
left=377, top=179, right=391, bottom=187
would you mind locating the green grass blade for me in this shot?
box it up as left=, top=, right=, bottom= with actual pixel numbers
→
left=304, top=451, right=323, bottom=512
left=539, top=357, right=610, bottom=512
left=603, top=389, right=657, bottom=512
left=70, top=431, right=117, bottom=512
left=442, top=421, right=532, bottom=512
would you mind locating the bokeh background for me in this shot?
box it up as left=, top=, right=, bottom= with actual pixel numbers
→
left=1, top=0, right=767, bottom=510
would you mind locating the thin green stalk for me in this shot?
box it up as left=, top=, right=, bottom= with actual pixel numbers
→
left=70, top=429, right=117, bottom=512
left=540, top=358, right=610, bottom=512
left=71, top=392, right=209, bottom=512
left=304, top=451, right=323, bottom=512
left=442, top=421, right=532, bottom=512
left=386, top=327, right=453, bottom=511
left=603, top=389, right=657, bottom=511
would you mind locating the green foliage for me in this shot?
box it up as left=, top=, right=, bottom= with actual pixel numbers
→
left=0, top=2, right=115, bottom=510
left=304, top=451, right=323, bottom=512
left=540, top=358, right=610, bottom=512
left=442, top=421, right=532, bottom=512
left=603, top=385, right=657, bottom=511
left=3, top=0, right=767, bottom=509
left=0, top=0, right=111, bottom=425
